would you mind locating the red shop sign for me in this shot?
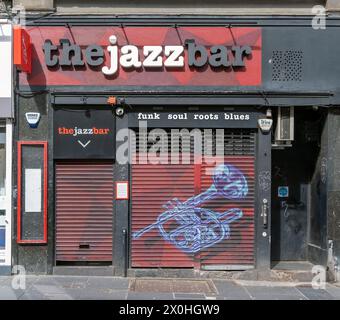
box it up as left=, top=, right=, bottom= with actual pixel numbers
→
left=19, top=26, right=262, bottom=87
left=13, top=26, right=32, bottom=74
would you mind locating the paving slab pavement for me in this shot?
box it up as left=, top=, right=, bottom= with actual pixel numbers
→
left=0, top=275, right=338, bottom=300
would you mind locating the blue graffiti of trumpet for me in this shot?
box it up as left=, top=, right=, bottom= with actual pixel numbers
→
left=132, top=164, right=248, bottom=253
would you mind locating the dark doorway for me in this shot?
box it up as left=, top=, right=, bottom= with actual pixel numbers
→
left=271, top=108, right=323, bottom=262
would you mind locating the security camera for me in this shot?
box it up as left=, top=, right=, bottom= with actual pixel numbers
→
left=115, top=106, right=124, bottom=117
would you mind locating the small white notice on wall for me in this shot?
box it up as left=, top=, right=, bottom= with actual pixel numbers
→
left=25, top=169, right=42, bottom=212
left=116, top=182, right=129, bottom=200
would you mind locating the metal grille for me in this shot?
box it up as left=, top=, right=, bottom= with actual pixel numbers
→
left=132, top=128, right=255, bottom=157
left=131, top=129, right=256, bottom=269
left=203, top=129, right=255, bottom=156
left=55, top=161, right=113, bottom=262
left=272, top=50, right=303, bottom=82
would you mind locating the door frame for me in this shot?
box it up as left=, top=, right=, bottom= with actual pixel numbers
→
left=255, top=127, right=272, bottom=270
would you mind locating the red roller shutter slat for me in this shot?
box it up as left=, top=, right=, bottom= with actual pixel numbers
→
left=131, top=162, right=196, bottom=267
left=56, top=161, right=113, bottom=262
left=199, top=156, right=255, bottom=267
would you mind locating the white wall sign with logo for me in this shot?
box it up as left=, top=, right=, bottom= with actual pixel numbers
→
left=25, top=112, right=41, bottom=128
left=116, top=182, right=129, bottom=200
left=258, top=118, right=273, bottom=133
left=25, top=169, right=42, bottom=213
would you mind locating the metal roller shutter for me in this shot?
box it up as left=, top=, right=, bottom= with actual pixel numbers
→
left=55, top=161, right=113, bottom=262
left=199, top=130, right=256, bottom=269
left=131, top=162, right=196, bottom=267
left=199, top=157, right=255, bottom=269
left=131, top=129, right=256, bottom=269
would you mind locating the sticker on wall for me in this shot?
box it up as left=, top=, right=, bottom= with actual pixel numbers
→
left=258, top=171, right=271, bottom=192
left=25, top=112, right=41, bottom=128
left=0, top=226, right=5, bottom=250
left=278, top=186, right=289, bottom=198
left=24, top=168, right=42, bottom=212
left=258, top=118, right=273, bottom=133
left=116, top=182, right=129, bottom=200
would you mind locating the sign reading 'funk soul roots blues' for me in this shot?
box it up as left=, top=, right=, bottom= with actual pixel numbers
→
left=129, top=111, right=259, bottom=128
left=20, top=27, right=262, bottom=87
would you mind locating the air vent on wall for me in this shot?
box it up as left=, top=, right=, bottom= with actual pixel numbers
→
left=272, top=50, right=303, bottom=82
left=273, top=106, right=294, bottom=149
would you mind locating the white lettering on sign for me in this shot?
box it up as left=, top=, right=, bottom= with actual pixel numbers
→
left=102, top=40, right=185, bottom=76
left=136, top=112, right=251, bottom=121
left=143, top=46, right=163, bottom=67
left=194, top=114, right=219, bottom=120
left=164, top=46, right=185, bottom=67
left=120, top=45, right=142, bottom=69
left=102, top=35, right=119, bottom=76
left=78, top=140, right=91, bottom=148
left=225, top=113, right=250, bottom=120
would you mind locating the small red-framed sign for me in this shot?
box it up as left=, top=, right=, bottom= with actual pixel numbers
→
left=115, top=181, right=129, bottom=200
left=17, top=141, right=48, bottom=244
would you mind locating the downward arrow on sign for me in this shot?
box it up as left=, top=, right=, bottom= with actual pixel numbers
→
left=78, top=140, right=91, bottom=148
